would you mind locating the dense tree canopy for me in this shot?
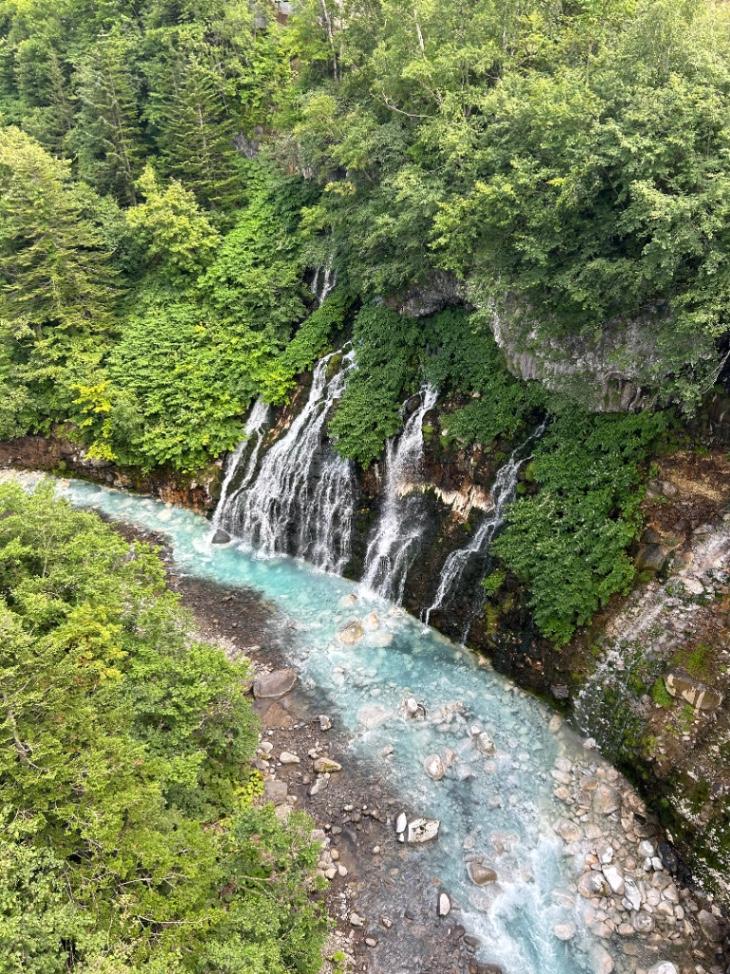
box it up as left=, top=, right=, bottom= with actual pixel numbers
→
left=0, top=481, right=326, bottom=974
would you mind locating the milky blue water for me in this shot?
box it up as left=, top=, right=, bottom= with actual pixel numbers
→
left=27, top=476, right=604, bottom=974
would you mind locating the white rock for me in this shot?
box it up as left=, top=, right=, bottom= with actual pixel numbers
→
left=438, top=892, right=451, bottom=917
left=406, top=817, right=440, bottom=843
left=349, top=912, right=365, bottom=928
left=553, top=922, right=576, bottom=941
left=404, top=696, right=425, bottom=718
left=279, top=751, right=300, bottom=765
left=424, top=754, right=446, bottom=780
left=395, top=812, right=408, bottom=835
left=338, top=620, right=365, bottom=645
left=475, top=732, right=496, bottom=755
left=647, top=964, right=678, bottom=974
left=318, top=715, right=332, bottom=731
left=549, top=714, right=563, bottom=733
left=602, top=865, right=625, bottom=895
left=623, top=878, right=642, bottom=911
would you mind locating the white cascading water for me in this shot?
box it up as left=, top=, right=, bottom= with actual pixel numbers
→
left=362, top=385, right=438, bottom=603
left=225, top=350, right=356, bottom=573
left=212, top=398, right=270, bottom=533
left=311, top=260, right=337, bottom=307
left=424, top=420, right=546, bottom=626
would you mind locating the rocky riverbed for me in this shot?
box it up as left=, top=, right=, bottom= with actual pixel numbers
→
left=108, top=518, right=728, bottom=974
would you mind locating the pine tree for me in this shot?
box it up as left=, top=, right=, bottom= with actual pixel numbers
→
left=145, top=34, right=243, bottom=211
left=70, top=29, right=145, bottom=204
left=0, top=126, right=115, bottom=336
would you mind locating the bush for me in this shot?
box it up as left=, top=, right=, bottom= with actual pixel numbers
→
left=494, top=408, right=669, bottom=644
left=0, top=482, right=326, bottom=974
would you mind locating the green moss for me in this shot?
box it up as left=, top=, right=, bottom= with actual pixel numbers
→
left=651, top=678, right=673, bottom=709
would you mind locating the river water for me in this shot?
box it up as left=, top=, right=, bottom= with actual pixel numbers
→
left=11, top=474, right=666, bottom=974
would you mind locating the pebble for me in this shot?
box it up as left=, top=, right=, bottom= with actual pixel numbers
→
left=438, top=892, right=451, bottom=917
left=279, top=751, right=300, bottom=765
left=350, top=912, right=365, bottom=928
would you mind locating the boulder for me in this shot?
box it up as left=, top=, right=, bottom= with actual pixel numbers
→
left=211, top=528, right=231, bottom=545
left=602, top=864, right=625, bottom=895
left=403, top=696, right=426, bottom=718
left=697, top=908, right=724, bottom=943
left=647, top=965, right=678, bottom=974
left=424, top=754, right=446, bottom=780
left=553, top=923, right=576, bottom=941
left=665, top=670, right=723, bottom=712
left=635, top=544, right=670, bottom=572
left=593, top=783, right=620, bottom=815
left=338, top=620, right=365, bottom=645
left=263, top=779, right=288, bottom=806
left=406, top=817, right=440, bottom=843
left=467, top=861, right=498, bottom=886
left=279, top=751, right=300, bottom=765
left=475, top=732, right=496, bottom=756
left=253, top=668, right=297, bottom=700
left=313, top=756, right=342, bottom=773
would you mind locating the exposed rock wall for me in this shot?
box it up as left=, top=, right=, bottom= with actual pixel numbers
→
left=0, top=435, right=220, bottom=513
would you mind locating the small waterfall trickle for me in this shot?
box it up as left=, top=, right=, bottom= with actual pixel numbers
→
left=362, top=385, right=438, bottom=603
left=212, top=398, right=270, bottom=533
left=424, top=421, right=546, bottom=629
left=222, top=350, right=356, bottom=572
left=311, top=259, right=337, bottom=307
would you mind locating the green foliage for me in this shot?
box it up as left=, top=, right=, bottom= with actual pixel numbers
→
left=68, top=27, right=145, bottom=204
left=329, top=304, right=424, bottom=465
left=422, top=309, right=545, bottom=447
left=494, top=408, right=669, bottom=644
left=288, top=0, right=730, bottom=407
left=0, top=481, right=326, bottom=974
left=0, top=126, right=116, bottom=431
left=651, top=678, right=674, bottom=709
left=126, top=164, right=221, bottom=280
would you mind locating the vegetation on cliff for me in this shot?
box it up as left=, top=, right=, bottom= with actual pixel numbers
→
left=0, top=481, right=326, bottom=973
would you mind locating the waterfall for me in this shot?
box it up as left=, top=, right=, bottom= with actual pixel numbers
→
left=212, top=398, right=270, bottom=532
left=222, top=350, right=356, bottom=572
left=362, top=385, right=438, bottom=603
left=311, top=259, right=337, bottom=307
left=423, top=420, right=546, bottom=630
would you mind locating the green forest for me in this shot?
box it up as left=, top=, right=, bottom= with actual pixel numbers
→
left=0, top=482, right=326, bottom=973
left=0, top=0, right=727, bottom=631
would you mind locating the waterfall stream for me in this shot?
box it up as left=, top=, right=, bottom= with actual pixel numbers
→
left=311, top=260, right=337, bottom=306
left=218, top=351, right=356, bottom=573
left=212, top=398, right=270, bottom=533
left=362, top=386, right=438, bottom=602
left=424, top=421, right=546, bottom=628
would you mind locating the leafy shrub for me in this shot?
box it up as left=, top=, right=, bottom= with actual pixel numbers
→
left=329, top=304, right=424, bottom=465
left=0, top=482, right=326, bottom=974
left=494, top=408, right=669, bottom=644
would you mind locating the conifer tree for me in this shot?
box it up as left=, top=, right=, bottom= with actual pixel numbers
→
left=70, top=29, right=145, bottom=204
left=0, top=126, right=114, bottom=336
left=145, top=34, right=242, bottom=211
